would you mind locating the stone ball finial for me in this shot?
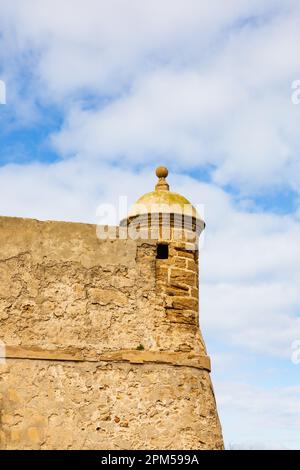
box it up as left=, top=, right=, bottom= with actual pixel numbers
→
left=155, top=166, right=169, bottom=191
left=156, top=166, right=168, bottom=179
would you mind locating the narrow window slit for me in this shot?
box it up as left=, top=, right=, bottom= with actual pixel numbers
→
left=156, top=244, right=169, bottom=259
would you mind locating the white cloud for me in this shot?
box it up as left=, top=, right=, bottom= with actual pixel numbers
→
left=217, top=381, right=300, bottom=449
left=0, top=0, right=281, bottom=97
left=2, top=0, right=300, bottom=193
left=177, top=180, right=300, bottom=358
left=202, top=282, right=300, bottom=356
left=43, top=4, right=300, bottom=193
left=52, top=70, right=242, bottom=165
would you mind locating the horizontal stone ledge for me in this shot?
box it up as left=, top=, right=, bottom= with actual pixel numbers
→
left=1, top=346, right=211, bottom=372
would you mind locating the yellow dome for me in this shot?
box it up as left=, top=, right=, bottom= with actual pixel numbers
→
left=123, top=166, right=204, bottom=227
left=128, top=190, right=199, bottom=219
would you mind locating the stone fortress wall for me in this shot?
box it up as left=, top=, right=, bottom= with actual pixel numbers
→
left=0, top=215, right=223, bottom=450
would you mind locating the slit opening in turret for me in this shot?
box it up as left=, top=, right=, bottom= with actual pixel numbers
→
left=156, top=243, right=169, bottom=259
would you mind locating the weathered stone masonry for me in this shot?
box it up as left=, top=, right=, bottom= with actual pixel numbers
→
left=0, top=168, right=223, bottom=450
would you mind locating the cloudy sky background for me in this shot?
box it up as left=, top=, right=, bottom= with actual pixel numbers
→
left=1, top=0, right=300, bottom=449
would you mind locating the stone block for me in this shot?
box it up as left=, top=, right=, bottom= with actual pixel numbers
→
left=170, top=268, right=196, bottom=286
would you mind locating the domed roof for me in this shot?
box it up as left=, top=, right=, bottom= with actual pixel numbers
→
left=125, top=166, right=203, bottom=222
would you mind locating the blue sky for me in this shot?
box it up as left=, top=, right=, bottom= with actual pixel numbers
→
left=1, top=0, right=300, bottom=449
